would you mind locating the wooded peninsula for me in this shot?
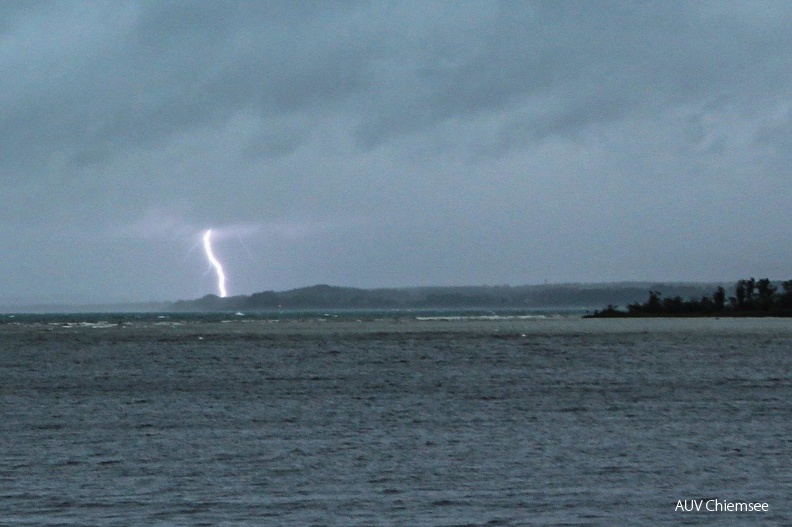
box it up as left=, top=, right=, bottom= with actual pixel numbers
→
left=587, top=278, right=792, bottom=318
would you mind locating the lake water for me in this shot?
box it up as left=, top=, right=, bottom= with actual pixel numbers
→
left=1, top=314, right=790, bottom=525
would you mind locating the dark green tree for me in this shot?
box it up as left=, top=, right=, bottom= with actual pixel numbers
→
left=777, top=280, right=792, bottom=309
left=745, top=277, right=757, bottom=308
left=698, top=295, right=714, bottom=313
left=647, top=290, right=662, bottom=313
left=713, top=286, right=726, bottom=311
left=756, top=278, right=777, bottom=311
left=735, top=280, right=747, bottom=310
left=663, top=296, right=684, bottom=314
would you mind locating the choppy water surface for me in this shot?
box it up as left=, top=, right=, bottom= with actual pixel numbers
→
left=1, top=315, right=790, bottom=525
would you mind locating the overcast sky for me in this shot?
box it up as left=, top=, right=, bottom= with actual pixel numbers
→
left=2, top=0, right=791, bottom=304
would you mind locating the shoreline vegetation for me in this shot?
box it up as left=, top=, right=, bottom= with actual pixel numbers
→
left=586, top=278, right=792, bottom=318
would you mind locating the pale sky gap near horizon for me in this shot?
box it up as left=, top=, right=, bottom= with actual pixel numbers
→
left=2, top=1, right=792, bottom=304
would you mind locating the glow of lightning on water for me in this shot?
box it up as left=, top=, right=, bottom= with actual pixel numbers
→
left=203, top=229, right=227, bottom=297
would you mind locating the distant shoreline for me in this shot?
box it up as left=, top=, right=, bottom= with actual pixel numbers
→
left=8, top=280, right=792, bottom=317
left=169, top=282, right=732, bottom=314
left=1, top=281, right=726, bottom=314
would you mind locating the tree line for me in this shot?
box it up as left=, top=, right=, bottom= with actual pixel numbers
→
left=589, top=278, right=792, bottom=317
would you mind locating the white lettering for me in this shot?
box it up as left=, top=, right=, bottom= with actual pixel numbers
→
left=702, top=499, right=769, bottom=512
left=676, top=500, right=704, bottom=512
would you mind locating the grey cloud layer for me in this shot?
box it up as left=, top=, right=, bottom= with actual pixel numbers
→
left=9, top=1, right=789, bottom=171
left=1, top=1, right=791, bottom=303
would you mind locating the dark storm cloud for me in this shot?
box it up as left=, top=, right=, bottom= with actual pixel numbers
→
left=2, top=0, right=792, bottom=303
left=2, top=1, right=376, bottom=173
left=358, top=1, right=792, bottom=148
left=5, top=1, right=790, bottom=171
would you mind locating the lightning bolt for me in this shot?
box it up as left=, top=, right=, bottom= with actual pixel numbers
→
left=203, top=229, right=227, bottom=297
